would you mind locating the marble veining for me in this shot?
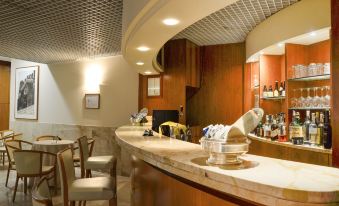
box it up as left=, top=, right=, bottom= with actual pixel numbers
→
left=115, top=125, right=339, bottom=206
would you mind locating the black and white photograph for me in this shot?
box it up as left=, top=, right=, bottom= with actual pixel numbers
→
left=15, top=66, right=39, bottom=119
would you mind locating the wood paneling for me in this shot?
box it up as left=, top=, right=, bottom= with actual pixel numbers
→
left=0, top=61, right=10, bottom=131
left=139, top=39, right=188, bottom=124
left=131, top=155, right=260, bottom=206
left=186, top=43, right=245, bottom=127
left=259, top=55, right=285, bottom=115
left=331, top=0, right=339, bottom=168
left=249, top=139, right=331, bottom=166
left=186, top=40, right=201, bottom=88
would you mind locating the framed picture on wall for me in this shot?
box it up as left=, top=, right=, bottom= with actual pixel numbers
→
left=85, top=94, right=100, bottom=109
left=14, top=66, right=39, bottom=120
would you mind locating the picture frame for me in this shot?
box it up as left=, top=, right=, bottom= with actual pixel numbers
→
left=147, top=75, right=162, bottom=97
left=85, top=94, right=100, bottom=109
left=15, top=66, right=39, bottom=120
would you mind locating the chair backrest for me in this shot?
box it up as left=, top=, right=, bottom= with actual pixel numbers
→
left=32, top=177, right=53, bottom=206
left=36, top=135, right=62, bottom=141
left=78, top=136, right=90, bottom=164
left=14, top=150, right=42, bottom=175
left=5, top=140, right=33, bottom=163
left=57, top=147, right=76, bottom=205
left=1, top=130, right=14, bottom=138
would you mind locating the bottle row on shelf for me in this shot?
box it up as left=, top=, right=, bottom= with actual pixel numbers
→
left=253, top=110, right=332, bottom=149
left=262, top=81, right=285, bottom=98
left=291, top=63, right=330, bottom=79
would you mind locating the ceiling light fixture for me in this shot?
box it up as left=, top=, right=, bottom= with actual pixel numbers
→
left=260, top=51, right=264, bottom=55
left=137, top=46, right=150, bottom=52
left=144, top=71, right=152, bottom=75
left=136, top=61, right=144, bottom=66
left=278, top=43, right=284, bottom=47
left=162, top=18, right=179, bottom=26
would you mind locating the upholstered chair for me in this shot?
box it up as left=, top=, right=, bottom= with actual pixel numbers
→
left=57, top=147, right=116, bottom=206
left=36, top=135, right=62, bottom=141
left=32, top=176, right=53, bottom=206
left=72, top=139, right=94, bottom=169
left=0, top=130, right=14, bottom=165
left=12, top=150, right=57, bottom=202
left=4, top=139, right=33, bottom=187
left=77, top=136, right=116, bottom=178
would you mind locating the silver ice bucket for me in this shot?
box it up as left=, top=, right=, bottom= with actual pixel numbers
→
left=200, top=137, right=250, bottom=165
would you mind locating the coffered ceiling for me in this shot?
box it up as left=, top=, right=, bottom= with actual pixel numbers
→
left=0, top=0, right=122, bottom=63
left=174, top=0, right=300, bottom=45
left=0, top=0, right=300, bottom=64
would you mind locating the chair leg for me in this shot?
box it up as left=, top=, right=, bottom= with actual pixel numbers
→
left=5, top=164, right=11, bottom=187
left=12, top=175, right=19, bottom=202
left=85, top=169, right=91, bottom=178
left=54, top=169, right=57, bottom=194
left=2, top=153, right=4, bottom=165
left=70, top=201, right=76, bottom=206
left=24, top=177, right=27, bottom=194
left=109, top=197, right=117, bottom=206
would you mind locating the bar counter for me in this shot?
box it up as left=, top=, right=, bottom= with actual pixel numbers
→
left=115, top=125, right=339, bottom=206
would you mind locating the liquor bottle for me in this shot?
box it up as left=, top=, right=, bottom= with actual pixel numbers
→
left=256, top=121, right=264, bottom=137
left=279, top=82, right=284, bottom=96
left=309, top=113, right=317, bottom=145
left=316, top=112, right=324, bottom=146
left=268, top=85, right=274, bottom=97
left=282, top=81, right=286, bottom=97
left=323, top=110, right=332, bottom=149
left=186, top=125, right=192, bottom=142
left=303, top=110, right=311, bottom=144
left=289, top=111, right=303, bottom=143
left=263, top=85, right=268, bottom=98
left=264, top=115, right=272, bottom=138
left=271, top=117, right=279, bottom=141
left=274, top=81, right=279, bottom=97
left=278, top=113, right=287, bottom=142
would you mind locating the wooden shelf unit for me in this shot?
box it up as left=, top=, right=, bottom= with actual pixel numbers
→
left=245, top=39, right=332, bottom=158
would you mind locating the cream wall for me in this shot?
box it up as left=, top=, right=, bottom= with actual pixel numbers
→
left=9, top=55, right=138, bottom=127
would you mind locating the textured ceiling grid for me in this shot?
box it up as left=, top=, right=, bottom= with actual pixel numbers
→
left=0, top=0, right=122, bottom=63
left=174, top=0, right=300, bottom=46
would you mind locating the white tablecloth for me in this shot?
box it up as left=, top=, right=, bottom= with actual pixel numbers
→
left=32, top=140, right=74, bottom=187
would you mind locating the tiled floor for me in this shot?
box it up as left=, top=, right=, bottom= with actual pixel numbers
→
left=0, top=163, right=131, bottom=206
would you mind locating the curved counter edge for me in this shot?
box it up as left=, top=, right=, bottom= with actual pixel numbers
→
left=115, top=125, right=339, bottom=206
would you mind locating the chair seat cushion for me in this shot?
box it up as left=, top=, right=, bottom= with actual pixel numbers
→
left=69, top=177, right=115, bottom=201
left=85, top=155, right=115, bottom=170
left=0, top=146, right=6, bottom=152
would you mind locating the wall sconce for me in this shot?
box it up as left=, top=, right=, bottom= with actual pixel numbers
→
left=84, top=64, right=102, bottom=93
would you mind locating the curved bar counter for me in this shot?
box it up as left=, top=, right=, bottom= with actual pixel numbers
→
left=116, top=125, right=339, bottom=206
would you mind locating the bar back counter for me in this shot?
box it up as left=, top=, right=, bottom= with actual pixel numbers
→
left=116, top=125, right=339, bottom=206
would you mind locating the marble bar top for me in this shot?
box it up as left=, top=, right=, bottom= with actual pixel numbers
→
left=115, top=125, right=339, bottom=206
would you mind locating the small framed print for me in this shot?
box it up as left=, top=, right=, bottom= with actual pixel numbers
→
left=85, top=94, right=100, bottom=109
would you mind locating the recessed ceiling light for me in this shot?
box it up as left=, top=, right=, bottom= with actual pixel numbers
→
left=260, top=51, right=264, bottom=55
left=136, top=61, right=144, bottom=66
left=162, top=18, right=179, bottom=26
left=278, top=43, right=284, bottom=47
left=137, top=46, right=150, bottom=52
left=310, top=32, right=316, bottom=36
left=144, top=71, right=152, bottom=75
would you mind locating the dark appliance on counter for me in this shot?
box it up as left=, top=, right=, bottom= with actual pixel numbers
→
left=152, top=110, right=179, bottom=133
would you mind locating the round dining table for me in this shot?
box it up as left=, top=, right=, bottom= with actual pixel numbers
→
left=32, top=139, right=75, bottom=187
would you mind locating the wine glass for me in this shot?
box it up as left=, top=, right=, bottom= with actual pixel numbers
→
left=319, top=87, right=326, bottom=108
left=312, top=87, right=320, bottom=108
left=324, top=86, right=331, bottom=107
left=291, top=89, right=297, bottom=108
left=306, top=88, right=312, bottom=108
left=298, top=88, right=305, bottom=108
